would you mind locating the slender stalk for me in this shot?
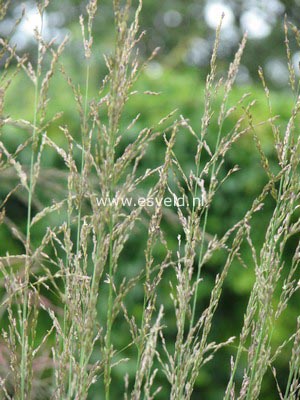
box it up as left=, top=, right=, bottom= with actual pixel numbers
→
left=190, top=121, right=223, bottom=328
left=104, top=211, right=115, bottom=400
left=76, top=61, right=91, bottom=398
left=104, top=77, right=118, bottom=399
left=76, top=64, right=90, bottom=255
left=20, top=15, right=43, bottom=400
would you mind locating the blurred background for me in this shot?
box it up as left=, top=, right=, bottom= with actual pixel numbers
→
left=1, top=0, right=300, bottom=87
left=0, top=1, right=300, bottom=399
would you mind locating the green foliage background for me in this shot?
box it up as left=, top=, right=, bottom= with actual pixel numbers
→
left=0, top=1, right=299, bottom=399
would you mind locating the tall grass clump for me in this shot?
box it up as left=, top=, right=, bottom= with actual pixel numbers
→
left=0, top=1, right=299, bottom=399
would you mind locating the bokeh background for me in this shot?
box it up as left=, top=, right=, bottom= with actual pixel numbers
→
left=2, top=0, right=300, bottom=86
left=0, top=1, right=300, bottom=399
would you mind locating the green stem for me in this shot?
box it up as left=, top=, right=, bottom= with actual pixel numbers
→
left=20, top=17, right=42, bottom=399
left=190, top=121, right=223, bottom=329
left=76, top=61, right=91, bottom=397
left=76, top=64, right=90, bottom=255
left=105, top=211, right=114, bottom=400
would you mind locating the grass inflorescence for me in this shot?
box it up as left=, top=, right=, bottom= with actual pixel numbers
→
left=0, top=2, right=299, bottom=400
